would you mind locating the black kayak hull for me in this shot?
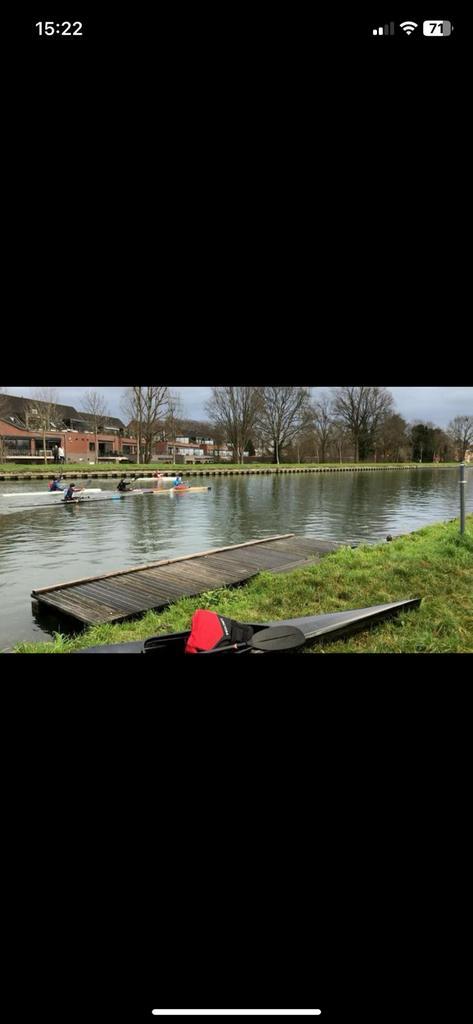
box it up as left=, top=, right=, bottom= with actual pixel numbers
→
left=76, top=599, right=421, bottom=653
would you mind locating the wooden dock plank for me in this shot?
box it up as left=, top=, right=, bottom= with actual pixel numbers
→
left=36, top=592, right=119, bottom=623
left=145, top=562, right=223, bottom=584
left=75, top=585, right=153, bottom=613
left=32, top=535, right=294, bottom=594
left=32, top=535, right=340, bottom=626
left=144, top=566, right=232, bottom=589
left=130, top=572, right=207, bottom=595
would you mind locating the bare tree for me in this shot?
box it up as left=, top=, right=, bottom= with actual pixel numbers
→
left=27, top=388, right=60, bottom=464
left=255, top=386, right=312, bottom=464
left=83, top=391, right=109, bottom=464
left=331, top=386, right=394, bottom=462
left=122, top=388, right=144, bottom=464
left=163, top=391, right=185, bottom=453
left=122, top=387, right=170, bottom=464
left=447, top=415, right=473, bottom=461
left=311, top=394, right=334, bottom=463
left=285, top=422, right=318, bottom=463
left=432, top=427, right=454, bottom=463
left=377, top=414, right=409, bottom=462
left=206, top=387, right=261, bottom=464
left=329, top=420, right=351, bottom=464
left=141, top=387, right=170, bottom=462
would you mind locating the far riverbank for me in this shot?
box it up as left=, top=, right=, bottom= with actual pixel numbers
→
left=0, top=461, right=462, bottom=481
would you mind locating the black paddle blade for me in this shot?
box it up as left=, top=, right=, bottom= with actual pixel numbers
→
left=249, top=625, right=306, bottom=651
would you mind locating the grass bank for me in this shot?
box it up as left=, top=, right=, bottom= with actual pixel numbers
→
left=14, top=516, right=473, bottom=654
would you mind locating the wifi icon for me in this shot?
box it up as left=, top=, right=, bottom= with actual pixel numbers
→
left=400, top=21, right=419, bottom=34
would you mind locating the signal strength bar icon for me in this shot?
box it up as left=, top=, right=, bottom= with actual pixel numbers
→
left=373, top=23, right=395, bottom=35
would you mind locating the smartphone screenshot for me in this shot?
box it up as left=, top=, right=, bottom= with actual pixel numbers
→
left=13, top=7, right=466, bottom=1024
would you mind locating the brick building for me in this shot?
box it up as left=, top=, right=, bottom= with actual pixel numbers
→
left=0, top=394, right=137, bottom=463
left=152, top=439, right=235, bottom=462
left=0, top=393, right=256, bottom=464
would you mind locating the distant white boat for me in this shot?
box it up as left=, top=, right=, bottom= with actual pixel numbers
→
left=1, top=488, right=102, bottom=499
left=134, top=476, right=174, bottom=486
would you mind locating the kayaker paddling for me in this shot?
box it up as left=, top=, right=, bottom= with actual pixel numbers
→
left=2, top=485, right=210, bottom=512
left=64, top=482, right=77, bottom=502
left=117, top=475, right=132, bottom=492
left=49, top=476, right=64, bottom=492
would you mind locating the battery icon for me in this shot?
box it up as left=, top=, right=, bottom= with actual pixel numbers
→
left=423, top=20, right=453, bottom=36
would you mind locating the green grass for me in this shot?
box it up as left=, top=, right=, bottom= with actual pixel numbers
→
left=0, top=462, right=157, bottom=474
left=0, top=461, right=460, bottom=475
left=13, top=516, right=473, bottom=654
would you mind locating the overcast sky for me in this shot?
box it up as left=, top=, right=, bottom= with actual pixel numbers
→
left=5, top=386, right=473, bottom=427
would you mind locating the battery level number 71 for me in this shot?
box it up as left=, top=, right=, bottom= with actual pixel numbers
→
left=423, top=21, right=453, bottom=36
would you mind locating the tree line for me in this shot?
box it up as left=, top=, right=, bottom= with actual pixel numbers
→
left=121, top=385, right=473, bottom=465
left=1, top=386, right=472, bottom=465
left=204, top=386, right=473, bottom=465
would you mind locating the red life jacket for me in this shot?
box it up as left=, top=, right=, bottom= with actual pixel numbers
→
left=185, top=610, right=254, bottom=654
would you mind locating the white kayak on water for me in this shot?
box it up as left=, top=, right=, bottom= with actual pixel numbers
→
left=1, top=488, right=102, bottom=499
left=134, top=476, right=175, bottom=486
left=0, top=487, right=211, bottom=512
left=153, top=486, right=211, bottom=495
left=0, top=492, right=127, bottom=511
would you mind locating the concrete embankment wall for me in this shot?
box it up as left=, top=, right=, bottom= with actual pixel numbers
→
left=0, top=464, right=445, bottom=481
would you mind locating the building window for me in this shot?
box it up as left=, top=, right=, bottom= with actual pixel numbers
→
left=3, top=438, right=30, bottom=454
left=89, top=442, right=95, bottom=452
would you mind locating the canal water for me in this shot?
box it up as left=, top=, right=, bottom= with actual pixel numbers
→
left=0, top=468, right=471, bottom=650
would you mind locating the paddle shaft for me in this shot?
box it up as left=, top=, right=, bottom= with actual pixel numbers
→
left=201, top=625, right=306, bottom=654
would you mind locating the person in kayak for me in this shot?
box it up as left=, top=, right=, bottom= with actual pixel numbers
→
left=64, top=482, right=77, bottom=502
left=173, top=475, right=186, bottom=487
left=49, top=476, right=64, bottom=491
left=117, top=475, right=132, bottom=492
